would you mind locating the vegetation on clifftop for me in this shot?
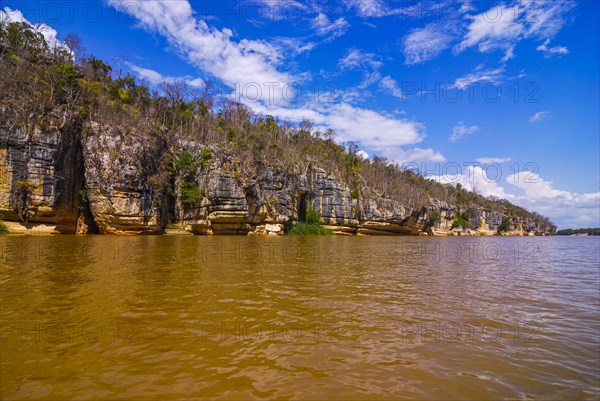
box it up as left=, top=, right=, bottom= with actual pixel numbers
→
left=0, top=21, right=556, bottom=232
left=555, top=228, right=600, bottom=236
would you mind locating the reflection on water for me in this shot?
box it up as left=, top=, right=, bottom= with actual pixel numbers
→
left=1, top=236, right=599, bottom=400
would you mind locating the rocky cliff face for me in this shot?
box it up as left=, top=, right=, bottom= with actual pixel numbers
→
left=0, top=108, right=84, bottom=234
left=81, top=122, right=163, bottom=234
left=0, top=117, right=556, bottom=236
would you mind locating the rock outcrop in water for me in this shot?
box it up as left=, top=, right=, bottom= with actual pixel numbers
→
left=0, top=116, right=556, bottom=236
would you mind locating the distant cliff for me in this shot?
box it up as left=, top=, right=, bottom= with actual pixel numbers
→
left=0, top=21, right=556, bottom=236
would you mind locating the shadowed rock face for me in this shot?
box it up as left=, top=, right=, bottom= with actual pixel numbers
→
left=0, top=109, right=83, bottom=234
left=0, top=117, right=556, bottom=236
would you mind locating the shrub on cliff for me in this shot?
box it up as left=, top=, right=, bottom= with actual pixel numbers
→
left=497, top=217, right=511, bottom=234
left=452, top=210, right=471, bottom=229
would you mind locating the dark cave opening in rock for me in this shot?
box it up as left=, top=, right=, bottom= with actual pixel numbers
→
left=298, top=193, right=307, bottom=222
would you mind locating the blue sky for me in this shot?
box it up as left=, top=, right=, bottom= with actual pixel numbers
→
left=1, top=0, right=599, bottom=228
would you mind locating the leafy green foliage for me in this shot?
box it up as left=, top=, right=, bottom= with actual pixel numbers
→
left=452, top=210, right=471, bottom=229
left=428, top=211, right=441, bottom=226
left=288, top=222, right=333, bottom=236
left=180, top=181, right=203, bottom=205
left=305, top=208, right=320, bottom=225
left=497, top=217, right=511, bottom=233
left=288, top=208, right=332, bottom=235
left=172, top=150, right=202, bottom=206
left=199, top=148, right=213, bottom=169
left=174, top=150, right=197, bottom=174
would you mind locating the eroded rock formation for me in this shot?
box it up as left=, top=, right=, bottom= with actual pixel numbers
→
left=0, top=117, right=556, bottom=236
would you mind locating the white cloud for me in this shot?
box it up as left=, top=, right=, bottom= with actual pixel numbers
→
left=127, top=63, right=204, bottom=88
left=452, top=66, right=504, bottom=89
left=508, top=171, right=571, bottom=199
left=345, top=0, right=390, bottom=18
left=312, top=13, right=349, bottom=39
left=253, top=101, right=425, bottom=151
left=529, top=111, right=549, bottom=122
left=107, top=0, right=293, bottom=104
left=315, top=103, right=424, bottom=149
left=520, top=0, right=576, bottom=39
left=506, top=172, right=600, bottom=229
left=0, top=7, right=69, bottom=52
left=536, top=39, right=569, bottom=58
left=432, top=166, right=509, bottom=199
left=433, top=166, right=600, bottom=229
left=338, top=49, right=382, bottom=71
left=356, top=150, right=369, bottom=160
left=382, top=147, right=446, bottom=164
left=403, top=23, right=454, bottom=65
left=455, top=0, right=575, bottom=61
left=450, top=123, right=480, bottom=142
left=455, top=4, right=523, bottom=61
left=379, top=76, right=403, bottom=98
left=476, top=157, right=512, bottom=164
left=344, top=0, right=423, bottom=18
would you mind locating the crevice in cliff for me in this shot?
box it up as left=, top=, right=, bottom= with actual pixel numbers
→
left=298, top=193, right=307, bottom=222
left=76, top=189, right=98, bottom=234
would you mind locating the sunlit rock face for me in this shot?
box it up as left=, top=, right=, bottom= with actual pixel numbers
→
left=81, top=122, right=163, bottom=235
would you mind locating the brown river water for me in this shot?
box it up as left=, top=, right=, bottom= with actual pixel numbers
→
left=0, top=235, right=598, bottom=400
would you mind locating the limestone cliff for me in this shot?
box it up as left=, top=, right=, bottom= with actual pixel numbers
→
left=0, top=116, right=556, bottom=236
left=0, top=108, right=84, bottom=234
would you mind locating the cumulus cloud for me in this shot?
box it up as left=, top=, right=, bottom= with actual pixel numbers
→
left=432, top=166, right=600, bottom=229
left=450, top=123, right=480, bottom=142
left=311, top=103, right=424, bottom=149
left=529, top=111, right=549, bottom=122
left=252, top=101, right=428, bottom=161
left=431, top=166, right=510, bottom=199
left=506, top=172, right=600, bottom=229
